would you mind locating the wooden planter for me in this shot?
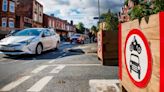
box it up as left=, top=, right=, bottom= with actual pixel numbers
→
left=119, top=12, right=164, bottom=92
left=97, top=29, right=118, bottom=66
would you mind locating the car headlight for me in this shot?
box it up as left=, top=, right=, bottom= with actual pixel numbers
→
left=19, top=38, right=35, bottom=45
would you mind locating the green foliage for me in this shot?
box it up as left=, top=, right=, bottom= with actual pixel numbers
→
left=131, top=0, right=140, bottom=5
left=154, top=0, right=164, bottom=12
left=91, top=25, right=98, bottom=33
left=101, top=10, right=118, bottom=31
left=76, top=22, right=85, bottom=33
left=124, top=0, right=129, bottom=6
left=128, top=0, right=164, bottom=24
left=130, top=5, right=143, bottom=20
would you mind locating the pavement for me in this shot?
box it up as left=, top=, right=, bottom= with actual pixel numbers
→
left=0, top=42, right=119, bottom=92
left=67, top=43, right=97, bottom=54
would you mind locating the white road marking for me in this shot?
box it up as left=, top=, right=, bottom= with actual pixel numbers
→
left=58, top=56, right=63, bottom=58
left=62, top=53, right=67, bottom=57
left=27, top=76, right=53, bottom=92
left=52, top=52, right=60, bottom=54
left=60, top=52, right=64, bottom=54
left=0, top=76, right=31, bottom=91
left=56, top=56, right=62, bottom=59
left=50, top=65, right=65, bottom=73
left=48, top=64, right=101, bottom=67
left=48, top=60, right=55, bottom=64
left=31, top=65, right=48, bottom=74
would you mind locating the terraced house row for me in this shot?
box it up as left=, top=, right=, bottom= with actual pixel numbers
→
left=0, top=0, right=76, bottom=39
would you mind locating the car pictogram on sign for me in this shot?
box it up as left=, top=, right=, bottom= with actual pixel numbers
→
left=130, top=53, right=141, bottom=79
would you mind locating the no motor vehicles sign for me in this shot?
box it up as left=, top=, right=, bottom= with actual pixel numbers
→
left=124, top=29, right=152, bottom=88
left=119, top=12, right=164, bottom=92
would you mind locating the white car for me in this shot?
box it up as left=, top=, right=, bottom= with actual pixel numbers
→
left=0, top=28, right=60, bottom=56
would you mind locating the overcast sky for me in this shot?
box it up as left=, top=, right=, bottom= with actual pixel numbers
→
left=37, top=0, right=124, bottom=28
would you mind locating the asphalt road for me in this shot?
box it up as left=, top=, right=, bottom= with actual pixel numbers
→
left=0, top=42, right=118, bottom=92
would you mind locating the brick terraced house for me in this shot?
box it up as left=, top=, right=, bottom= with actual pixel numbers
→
left=0, top=0, right=76, bottom=39
left=16, top=0, right=43, bottom=29
left=0, top=0, right=16, bottom=38
left=43, top=14, right=76, bottom=39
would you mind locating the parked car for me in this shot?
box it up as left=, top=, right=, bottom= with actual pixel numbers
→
left=70, top=34, right=85, bottom=44
left=129, top=53, right=141, bottom=79
left=0, top=28, right=60, bottom=56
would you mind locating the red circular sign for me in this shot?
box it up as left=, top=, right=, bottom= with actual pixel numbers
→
left=124, top=29, right=152, bottom=88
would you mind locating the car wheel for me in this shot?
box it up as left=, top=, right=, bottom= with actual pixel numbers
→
left=137, top=46, right=142, bottom=54
left=36, top=44, right=42, bottom=55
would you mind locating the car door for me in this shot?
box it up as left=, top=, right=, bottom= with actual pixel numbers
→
left=41, top=29, right=52, bottom=50
left=49, top=29, right=58, bottom=48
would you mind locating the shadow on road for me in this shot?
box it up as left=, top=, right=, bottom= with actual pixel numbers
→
left=2, top=49, right=84, bottom=61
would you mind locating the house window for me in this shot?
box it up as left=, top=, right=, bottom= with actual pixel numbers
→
left=2, top=0, right=8, bottom=12
left=52, top=21, right=54, bottom=28
left=9, top=1, right=15, bottom=13
left=2, top=18, right=7, bottom=27
left=49, top=19, right=52, bottom=27
left=34, top=14, right=37, bottom=21
left=8, top=18, right=14, bottom=28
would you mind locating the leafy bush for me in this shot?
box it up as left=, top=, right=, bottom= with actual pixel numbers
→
left=128, top=0, right=164, bottom=23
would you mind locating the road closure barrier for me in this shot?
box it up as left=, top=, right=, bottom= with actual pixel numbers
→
left=119, top=12, right=164, bottom=92
left=97, top=22, right=118, bottom=66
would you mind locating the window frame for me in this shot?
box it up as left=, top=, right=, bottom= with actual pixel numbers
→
left=2, top=18, right=7, bottom=27
left=8, top=18, right=14, bottom=28
left=9, top=1, right=15, bottom=13
left=43, top=29, right=51, bottom=37
left=2, top=0, right=8, bottom=12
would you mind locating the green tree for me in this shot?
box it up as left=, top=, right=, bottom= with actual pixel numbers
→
left=91, top=25, right=98, bottom=33
left=76, top=22, right=85, bottom=33
left=128, top=0, right=164, bottom=23
left=101, top=10, right=119, bottom=31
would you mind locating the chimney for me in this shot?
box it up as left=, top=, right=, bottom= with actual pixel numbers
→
left=70, top=20, right=73, bottom=25
left=50, top=14, right=54, bottom=17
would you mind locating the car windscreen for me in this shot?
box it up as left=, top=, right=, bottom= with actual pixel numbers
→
left=73, top=34, right=81, bottom=37
left=13, top=29, right=42, bottom=36
left=8, top=30, right=20, bottom=36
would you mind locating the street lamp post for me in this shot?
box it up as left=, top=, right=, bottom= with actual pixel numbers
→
left=98, top=0, right=100, bottom=23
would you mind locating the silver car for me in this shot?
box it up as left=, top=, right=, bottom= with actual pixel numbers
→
left=0, top=28, right=60, bottom=56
